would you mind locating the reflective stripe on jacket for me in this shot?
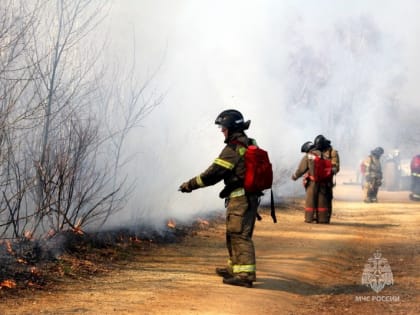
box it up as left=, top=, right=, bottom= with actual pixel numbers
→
left=186, top=131, right=249, bottom=192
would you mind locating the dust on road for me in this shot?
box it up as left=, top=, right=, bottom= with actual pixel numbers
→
left=0, top=183, right=419, bottom=315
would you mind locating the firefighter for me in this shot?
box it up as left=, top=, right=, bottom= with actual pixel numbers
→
left=301, top=141, right=314, bottom=154
left=314, top=135, right=340, bottom=177
left=409, top=154, right=420, bottom=201
left=292, top=137, right=334, bottom=224
left=179, top=109, right=259, bottom=288
left=300, top=141, right=315, bottom=190
left=313, top=135, right=340, bottom=223
left=361, top=147, right=384, bottom=202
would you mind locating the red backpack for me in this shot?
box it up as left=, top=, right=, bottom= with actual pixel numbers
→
left=231, top=140, right=273, bottom=192
left=242, top=145, right=273, bottom=192
left=411, top=155, right=420, bottom=173
left=312, top=154, right=333, bottom=182
left=231, top=140, right=276, bottom=223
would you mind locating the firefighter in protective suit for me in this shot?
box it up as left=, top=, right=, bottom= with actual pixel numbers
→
left=361, top=147, right=384, bottom=202
left=292, top=135, right=339, bottom=224
left=179, top=109, right=259, bottom=288
left=314, top=135, right=340, bottom=178
left=410, top=154, right=420, bottom=201
left=300, top=141, right=315, bottom=190
left=314, top=135, right=340, bottom=222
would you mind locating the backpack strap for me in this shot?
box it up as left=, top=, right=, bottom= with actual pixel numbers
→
left=271, top=189, right=277, bottom=223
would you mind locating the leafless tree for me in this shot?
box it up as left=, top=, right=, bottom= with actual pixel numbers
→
left=0, top=0, right=163, bottom=239
left=0, top=0, right=45, bottom=238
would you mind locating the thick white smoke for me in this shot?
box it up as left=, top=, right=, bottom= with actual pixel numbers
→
left=102, top=0, right=420, bottom=229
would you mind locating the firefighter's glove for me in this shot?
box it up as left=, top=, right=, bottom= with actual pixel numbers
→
left=179, top=182, right=192, bottom=193
left=291, top=174, right=298, bottom=181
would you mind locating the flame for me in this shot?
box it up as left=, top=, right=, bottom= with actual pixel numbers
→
left=0, top=279, right=16, bottom=289
left=167, top=219, right=176, bottom=229
left=72, top=218, right=84, bottom=235
left=16, top=258, right=27, bottom=264
left=30, top=266, right=39, bottom=275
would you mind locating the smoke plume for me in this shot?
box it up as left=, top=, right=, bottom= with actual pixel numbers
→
left=101, top=0, right=420, bottom=229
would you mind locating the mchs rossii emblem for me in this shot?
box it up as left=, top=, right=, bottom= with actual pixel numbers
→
left=361, top=250, right=394, bottom=293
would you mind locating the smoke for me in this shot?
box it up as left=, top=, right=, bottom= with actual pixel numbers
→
left=100, top=0, right=420, bottom=229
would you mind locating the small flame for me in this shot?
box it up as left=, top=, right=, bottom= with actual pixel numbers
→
left=72, top=219, right=84, bottom=235
left=167, top=219, right=176, bottom=229
left=30, top=266, right=39, bottom=275
left=72, top=226, right=84, bottom=235
left=16, top=258, right=27, bottom=264
left=0, top=279, right=16, bottom=289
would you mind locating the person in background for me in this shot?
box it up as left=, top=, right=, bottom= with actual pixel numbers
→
left=409, top=154, right=420, bottom=201
left=179, top=109, right=259, bottom=288
left=314, top=135, right=340, bottom=180
left=314, top=135, right=340, bottom=223
left=360, top=147, right=384, bottom=203
left=300, top=141, right=315, bottom=191
left=291, top=137, right=334, bottom=224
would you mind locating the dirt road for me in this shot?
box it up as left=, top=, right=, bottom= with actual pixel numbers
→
left=1, top=183, right=419, bottom=314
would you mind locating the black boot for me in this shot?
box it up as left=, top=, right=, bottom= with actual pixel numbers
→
left=215, top=267, right=233, bottom=278
left=223, top=276, right=253, bottom=288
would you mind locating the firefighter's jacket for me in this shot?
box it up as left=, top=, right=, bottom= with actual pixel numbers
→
left=361, top=155, right=382, bottom=182
left=322, top=146, right=340, bottom=175
left=292, top=149, right=322, bottom=180
left=185, top=131, right=250, bottom=198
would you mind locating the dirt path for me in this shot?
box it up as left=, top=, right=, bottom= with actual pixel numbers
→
left=1, top=183, right=419, bottom=315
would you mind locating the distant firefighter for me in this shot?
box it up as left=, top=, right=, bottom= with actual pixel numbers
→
left=409, top=154, right=420, bottom=201
left=313, top=135, right=340, bottom=223
left=291, top=135, right=339, bottom=224
left=300, top=141, right=315, bottom=190
left=360, top=147, right=384, bottom=203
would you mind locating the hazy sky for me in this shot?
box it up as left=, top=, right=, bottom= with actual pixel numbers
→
left=102, top=1, right=420, bottom=229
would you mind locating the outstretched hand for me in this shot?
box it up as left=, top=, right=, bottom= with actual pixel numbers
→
left=179, top=182, right=192, bottom=193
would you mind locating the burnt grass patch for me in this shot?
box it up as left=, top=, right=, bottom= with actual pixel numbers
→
left=0, top=213, right=224, bottom=299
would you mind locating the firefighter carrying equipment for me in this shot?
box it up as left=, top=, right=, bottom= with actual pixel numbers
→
left=307, top=154, right=333, bottom=182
